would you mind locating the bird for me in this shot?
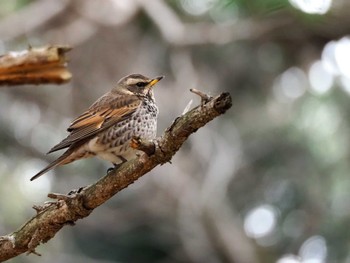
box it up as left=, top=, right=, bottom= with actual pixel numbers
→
left=30, top=73, right=163, bottom=181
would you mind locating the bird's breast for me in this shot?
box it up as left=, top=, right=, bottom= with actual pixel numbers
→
left=86, top=100, right=158, bottom=163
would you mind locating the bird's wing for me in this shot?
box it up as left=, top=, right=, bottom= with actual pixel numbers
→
left=47, top=94, right=141, bottom=153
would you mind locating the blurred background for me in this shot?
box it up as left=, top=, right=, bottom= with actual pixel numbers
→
left=0, top=0, right=349, bottom=262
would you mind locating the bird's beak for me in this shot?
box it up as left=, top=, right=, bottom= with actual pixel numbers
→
left=149, top=76, right=164, bottom=87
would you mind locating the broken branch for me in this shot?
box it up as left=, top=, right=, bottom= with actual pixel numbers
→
left=0, top=45, right=72, bottom=86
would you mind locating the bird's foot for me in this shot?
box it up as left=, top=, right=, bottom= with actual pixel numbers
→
left=107, top=167, right=115, bottom=174
left=107, top=162, right=123, bottom=174
left=107, top=157, right=129, bottom=174
left=130, top=136, right=155, bottom=155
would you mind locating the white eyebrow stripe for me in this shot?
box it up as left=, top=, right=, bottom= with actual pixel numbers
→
left=126, top=78, right=148, bottom=85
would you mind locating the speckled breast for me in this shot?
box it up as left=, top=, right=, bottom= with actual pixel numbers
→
left=94, top=98, right=158, bottom=163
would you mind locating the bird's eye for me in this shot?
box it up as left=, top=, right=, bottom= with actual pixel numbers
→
left=136, top=82, right=145, bottom=87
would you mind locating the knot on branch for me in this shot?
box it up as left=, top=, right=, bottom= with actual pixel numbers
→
left=214, top=92, right=232, bottom=114
left=47, top=188, right=92, bottom=219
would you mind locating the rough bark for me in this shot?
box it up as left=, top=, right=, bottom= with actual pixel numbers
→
left=0, top=90, right=232, bottom=262
left=0, top=45, right=71, bottom=85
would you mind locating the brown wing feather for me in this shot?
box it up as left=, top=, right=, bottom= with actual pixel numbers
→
left=47, top=93, right=141, bottom=153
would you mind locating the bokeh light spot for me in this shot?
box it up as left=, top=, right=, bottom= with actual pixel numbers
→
left=289, top=0, right=332, bottom=14
left=180, top=0, right=218, bottom=16
left=321, top=40, right=339, bottom=75
left=18, top=160, right=53, bottom=199
left=276, top=254, right=301, bottom=263
left=308, top=60, right=333, bottom=94
left=334, top=37, right=350, bottom=79
left=244, top=204, right=278, bottom=239
left=299, top=236, right=327, bottom=263
left=273, top=67, right=307, bottom=102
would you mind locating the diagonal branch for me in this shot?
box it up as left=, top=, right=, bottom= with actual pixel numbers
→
left=0, top=90, right=232, bottom=262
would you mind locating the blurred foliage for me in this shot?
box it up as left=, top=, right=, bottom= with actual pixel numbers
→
left=0, top=0, right=30, bottom=17
left=0, top=0, right=350, bottom=262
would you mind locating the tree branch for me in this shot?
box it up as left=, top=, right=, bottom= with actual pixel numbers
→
left=0, top=90, right=232, bottom=261
left=0, top=45, right=72, bottom=86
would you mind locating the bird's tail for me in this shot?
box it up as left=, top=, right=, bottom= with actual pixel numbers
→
left=30, top=149, right=74, bottom=181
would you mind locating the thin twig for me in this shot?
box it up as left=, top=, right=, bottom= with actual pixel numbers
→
left=190, top=88, right=213, bottom=104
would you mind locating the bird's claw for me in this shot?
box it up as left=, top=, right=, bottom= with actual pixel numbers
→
left=107, top=167, right=116, bottom=174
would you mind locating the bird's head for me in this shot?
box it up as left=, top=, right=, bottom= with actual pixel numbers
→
left=113, top=74, right=163, bottom=99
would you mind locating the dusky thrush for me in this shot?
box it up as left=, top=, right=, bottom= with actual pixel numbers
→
left=31, top=74, right=162, bottom=181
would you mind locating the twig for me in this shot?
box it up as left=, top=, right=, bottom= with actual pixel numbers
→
left=0, top=90, right=232, bottom=262
left=190, top=88, right=213, bottom=104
